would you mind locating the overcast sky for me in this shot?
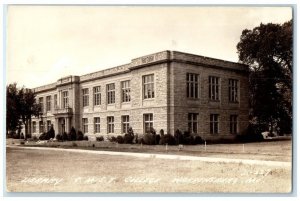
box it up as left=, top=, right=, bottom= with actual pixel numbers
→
left=6, top=6, right=292, bottom=88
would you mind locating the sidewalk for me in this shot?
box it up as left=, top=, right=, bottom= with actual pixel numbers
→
left=7, top=145, right=291, bottom=168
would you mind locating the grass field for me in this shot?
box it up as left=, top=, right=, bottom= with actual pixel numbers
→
left=6, top=140, right=292, bottom=193
left=9, top=138, right=292, bottom=162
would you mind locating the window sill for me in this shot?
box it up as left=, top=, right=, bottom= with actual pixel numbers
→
left=143, top=98, right=155, bottom=101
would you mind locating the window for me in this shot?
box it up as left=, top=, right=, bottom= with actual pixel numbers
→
left=229, top=79, right=239, bottom=102
left=121, top=81, right=131, bottom=102
left=144, top=113, right=153, bottom=133
left=122, top=115, right=130, bottom=134
left=209, top=76, right=220, bottom=101
left=210, top=114, right=219, bottom=134
left=47, top=120, right=51, bottom=131
left=39, top=97, right=44, bottom=112
left=93, top=86, right=101, bottom=106
left=230, top=115, right=238, bottom=134
left=46, top=96, right=51, bottom=111
left=62, top=91, right=69, bottom=108
left=39, top=121, right=44, bottom=133
left=107, top=84, right=115, bottom=104
left=107, top=116, right=114, bottom=133
left=143, top=74, right=155, bottom=99
left=82, top=88, right=89, bottom=107
left=186, top=73, right=199, bottom=98
left=54, top=94, right=58, bottom=109
left=94, top=117, right=100, bottom=133
left=188, top=113, right=198, bottom=134
left=82, top=118, right=88, bottom=134
left=32, top=122, right=36, bottom=133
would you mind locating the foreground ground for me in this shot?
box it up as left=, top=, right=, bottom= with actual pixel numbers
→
left=6, top=140, right=292, bottom=193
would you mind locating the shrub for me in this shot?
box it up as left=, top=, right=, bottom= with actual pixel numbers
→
left=142, top=133, right=156, bottom=145
left=32, top=136, right=38, bottom=141
left=48, top=125, right=55, bottom=139
left=159, top=129, right=164, bottom=136
left=109, top=136, right=117, bottom=142
left=194, top=136, right=204, bottom=144
left=77, top=131, right=84, bottom=141
left=174, top=129, right=184, bottom=144
left=20, top=141, right=25, bottom=145
left=96, top=136, right=104, bottom=141
left=83, top=135, right=89, bottom=141
left=124, top=134, right=134, bottom=144
left=56, top=134, right=63, bottom=141
left=62, top=132, right=68, bottom=141
left=183, top=135, right=194, bottom=145
left=116, top=135, right=124, bottom=144
left=127, top=127, right=134, bottom=135
left=159, top=134, right=176, bottom=145
left=72, top=142, right=78, bottom=147
left=124, top=127, right=134, bottom=144
left=155, top=134, right=161, bottom=145
left=39, top=132, right=50, bottom=140
left=68, top=127, right=77, bottom=141
left=236, top=125, right=264, bottom=142
left=20, top=133, right=25, bottom=139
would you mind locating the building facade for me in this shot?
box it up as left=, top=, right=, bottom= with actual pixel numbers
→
left=31, top=50, right=249, bottom=141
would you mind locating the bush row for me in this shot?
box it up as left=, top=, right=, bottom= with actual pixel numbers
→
left=109, top=128, right=204, bottom=145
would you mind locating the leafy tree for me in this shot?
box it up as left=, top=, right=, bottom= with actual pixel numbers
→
left=237, top=20, right=292, bottom=134
left=6, top=83, right=41, bottom=139
left=6, top=83, right=22, bottom=136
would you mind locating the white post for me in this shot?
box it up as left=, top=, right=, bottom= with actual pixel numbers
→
left=205, top=141, right=207, bottom=151
left=166, top=143, right=168, bottom=151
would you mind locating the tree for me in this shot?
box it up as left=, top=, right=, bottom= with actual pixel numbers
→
left=237, top=20, right=292, bottom=134
left=6, top=83, right=41, bottom=139
left=6, top=83, right=22, bottom=136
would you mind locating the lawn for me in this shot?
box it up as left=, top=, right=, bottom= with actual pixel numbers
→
left=6, top=145, right=292, bottom=193
left=9, top=138, right=292, bottom=162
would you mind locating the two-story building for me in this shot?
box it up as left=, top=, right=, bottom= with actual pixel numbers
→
left=31, top=50, right=249, bottom=141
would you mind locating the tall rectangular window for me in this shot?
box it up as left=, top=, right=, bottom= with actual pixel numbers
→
left=39, top=121, right=44, bottom=133
left=122, top=115, right=130, bottom=134
left=82, top=88, right=89, bottom=107
left=82, top=118, right=88, bottom=134
left=39, top=97, right=44, bottom=112
left=94, top=117, right=100, bottom=133
left=230, top=115, right=238, bottom=134
left=121, top=81, right=131, bottom=102
left=32, top=122, right=36, bottom=133
left=107, top=83, right=115, bottom=104
left=47, top=120, right=51, bottom=131
left=54, top=94, right=58, bottom=109
left=143, top=74, right=155, bottom=99
left=188, top=113, right=198, bottom=134
left=62, top=91, right=69, bottom=108
left=107, top=116, right=114, bottom=133
left=144, top=113, right=153, bottom=133
left=209, top=76, right=220, bottom=101
left=186, top=73, right=199, bottom=98
left=93, top=86, right=101, bottom=106
left=46, top=96, right=51, bottom=111
left=210, top=114, right=219, bottom=134
left=229, top=79, right=239, bottom=102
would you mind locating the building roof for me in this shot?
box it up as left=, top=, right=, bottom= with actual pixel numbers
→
left=33, top=50, right=248, bottom=93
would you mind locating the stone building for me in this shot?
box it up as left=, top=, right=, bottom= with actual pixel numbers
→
left=31, top=50, right=249, bottom=141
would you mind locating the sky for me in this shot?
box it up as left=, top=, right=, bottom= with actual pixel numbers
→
left=6, top=6, right=292, bottom=88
